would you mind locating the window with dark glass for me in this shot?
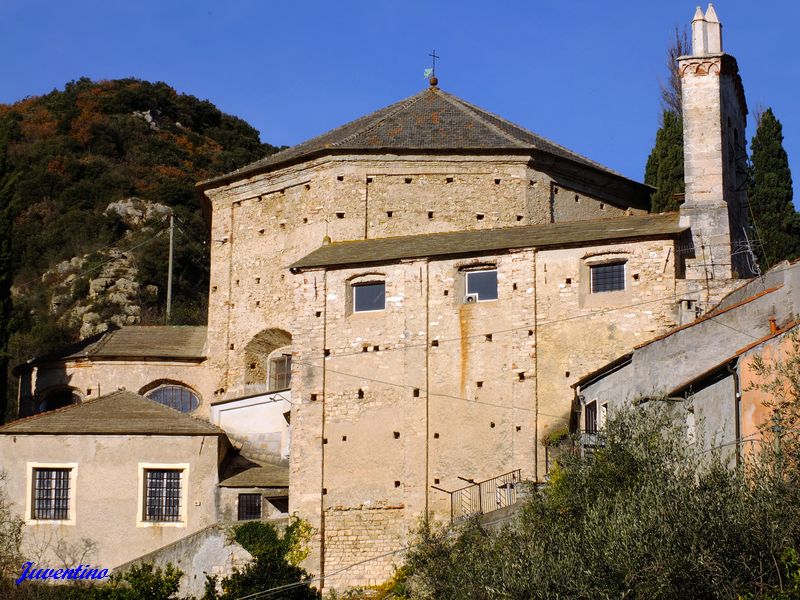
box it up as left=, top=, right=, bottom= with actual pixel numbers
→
left=590, top=262, right=626, bottom=293
left=238, top=493, right=262, bottom=521
left=32, top=468, right=70, bottom=520
left=144, top=469, right=182, bottom=522
left=269, top=355, right=292, bottom=391
left=465, top=269, right=498, bottom=302
left=585, top=401, right=598, bottom=433
left=146, top=386, right=200, bottom=413
left=353, top=282, right=385, bottom=312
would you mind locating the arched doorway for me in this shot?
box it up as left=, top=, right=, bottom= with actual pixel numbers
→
left=243, top=329, right=292, bottom=391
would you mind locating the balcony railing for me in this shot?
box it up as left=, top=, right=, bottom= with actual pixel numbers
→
left=544, top=430, right=606, bottom=473
left=450, top=469, right=522, bottom=523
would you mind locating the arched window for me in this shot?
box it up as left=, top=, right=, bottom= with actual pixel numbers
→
left=145, top=385, right=200, bottom=413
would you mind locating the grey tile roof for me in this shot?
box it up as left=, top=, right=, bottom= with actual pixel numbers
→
left=26, top=326, right=207, bottom=366
left=198, top=86, right=628, bottom=188
left=218, top=454, right=289, bottom=488
left=0, top=390, right=223, bottom=436
left=290, top=213, right=685, bottom=271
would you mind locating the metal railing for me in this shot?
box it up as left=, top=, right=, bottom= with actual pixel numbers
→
left=450, top=469, right=521, bottom=522
left=544, top=430, right=606, bottom=474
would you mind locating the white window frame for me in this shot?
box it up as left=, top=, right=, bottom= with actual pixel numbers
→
left=352, top=281, right=386, bottom=313
left=26, top=462, right=77, bottom=526
left=137, top=463, right=189, bottom=528
left=464, top=268, right=498, bottom=303
left=589, top=261, right=626, bottom=294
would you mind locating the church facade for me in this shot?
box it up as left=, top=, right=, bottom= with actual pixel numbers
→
left=8, top=4, right=755, bottom=590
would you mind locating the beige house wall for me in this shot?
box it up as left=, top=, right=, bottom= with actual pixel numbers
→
left=0, top=434, right=221, bottom=569
left=29, top=360, right=213, bottom=419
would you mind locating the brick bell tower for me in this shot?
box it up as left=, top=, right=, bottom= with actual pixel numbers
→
left=679, top=4, right=755, bottom=281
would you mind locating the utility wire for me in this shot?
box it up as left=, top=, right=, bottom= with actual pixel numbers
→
left=15, top=227, right=167, bottom=290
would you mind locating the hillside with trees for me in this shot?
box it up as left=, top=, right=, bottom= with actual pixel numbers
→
left=0, top=78, right=279, bottom=419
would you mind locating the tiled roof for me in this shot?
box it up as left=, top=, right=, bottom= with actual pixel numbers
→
left=0, top=390, right=223, bottom=436
left=290, top=213, right=685, bottom=271
left=199, top=86, right=634, bottom=188
left=23, top=326, right=207, bottom=367
left=218, top=454, right=289, bottom=489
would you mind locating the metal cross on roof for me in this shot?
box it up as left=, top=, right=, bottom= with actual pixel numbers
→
left=429, top=50, right=439, bottom=77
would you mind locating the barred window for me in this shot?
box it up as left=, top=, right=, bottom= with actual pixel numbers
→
left=33, top=468, right=70, bottom=520
left=144, top=470, right=182, bottom=522
left=146, top=385, right=200, bottom=413
left=590, top=262, right=626, bottom=293
left=238, top=493, right=262, bottom=521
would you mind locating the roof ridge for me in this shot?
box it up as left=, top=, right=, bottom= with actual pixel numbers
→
left=443, top=91, right=621, bottom=175
left=436, top=90, right=527, bottom=148
left=329, top=89, right=433, bottom=149
left=0, top=389, right=127, bottom=431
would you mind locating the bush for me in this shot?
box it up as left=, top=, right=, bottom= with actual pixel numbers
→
left=405, top=406, right=800, bottom=599
left=203, top=520, right=319, bottom=600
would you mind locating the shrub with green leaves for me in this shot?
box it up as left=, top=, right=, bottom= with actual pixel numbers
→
left=405, top=406, right=800, bottom=599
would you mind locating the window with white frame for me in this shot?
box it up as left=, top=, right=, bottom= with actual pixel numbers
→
left=143, top=469, right=183, bottom=523
left=32, top=468, right=71, bottom=521
left=353, top=282, right=385, bottom=313
left=590, top=261, right=626, bottom=293
left=464, top=268, right=498, bottom=302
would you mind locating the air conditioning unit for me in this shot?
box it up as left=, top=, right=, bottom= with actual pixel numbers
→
left=464, top=293, right=479, bottom=304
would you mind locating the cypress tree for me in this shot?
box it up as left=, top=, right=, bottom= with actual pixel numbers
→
left=748, top=108, right=800, bottom=267
left=645, top=110, right=685, bottom=213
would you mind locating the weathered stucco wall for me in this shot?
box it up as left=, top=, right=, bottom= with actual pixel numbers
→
left=0, top=434, right=221, bottom=570
left=28, top=360, right=212, bottom=419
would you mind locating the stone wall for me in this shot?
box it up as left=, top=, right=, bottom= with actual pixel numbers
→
left=204, top=154, right=631, bottom=403
left=288, top=235, right=691, bottom=587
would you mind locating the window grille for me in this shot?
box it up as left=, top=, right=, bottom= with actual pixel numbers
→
left=238, top=493, right=262, bottom=521
left=269, top=355, right=292, bottom=391
left=146, top=386, right=200, bottom=413
left=590, top=262, right=626, bottom=293
left=144, top=470, right=182, bottom=522
left=33, top=469, right=70, bottom=520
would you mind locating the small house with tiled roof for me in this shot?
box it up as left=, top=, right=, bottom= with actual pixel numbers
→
left=0, top=389, right=288, bottom=571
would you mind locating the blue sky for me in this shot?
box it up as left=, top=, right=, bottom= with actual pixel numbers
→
left=1, top=1, right=798, bottom=204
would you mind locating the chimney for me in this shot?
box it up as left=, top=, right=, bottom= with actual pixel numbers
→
left=679, top=4, right=754, bottom=281
left=705, top=4, right=722, bottom=53
left=691, top=6, right=708, bottom=55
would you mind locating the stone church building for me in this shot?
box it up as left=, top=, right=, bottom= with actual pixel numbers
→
left=5, top=5, right=756, bottom=589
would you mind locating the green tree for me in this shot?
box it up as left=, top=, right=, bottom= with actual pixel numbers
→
left=749, top=108, right=800, bottom=267
left=204, top=520, right=319, bottom=600
left=645, top=29, right=689, bottom=213
left=404, top=406, right=800, bottom=599
left=0, top=117, right=19, bottom=422
left=645, top=110, right=685, bottom=213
